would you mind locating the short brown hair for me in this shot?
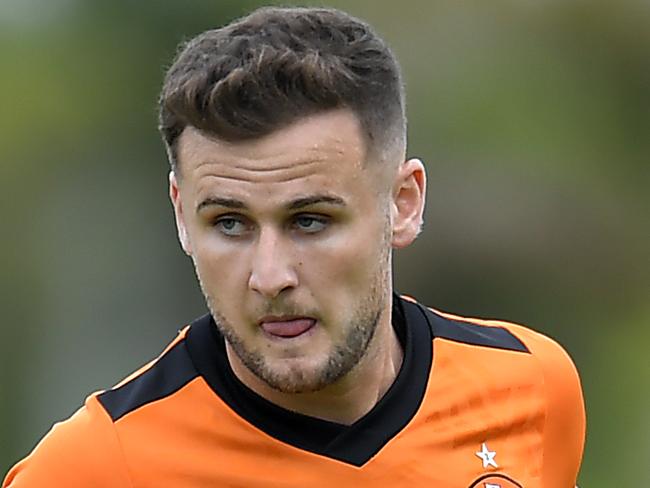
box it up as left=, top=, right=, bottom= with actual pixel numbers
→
left=158, top=6, right=406, bottom=171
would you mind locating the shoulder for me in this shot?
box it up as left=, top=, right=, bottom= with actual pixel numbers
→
left=96, top=325, right=198, bottom=422
left=407, top=296, right=582, bottom=381
left=3, top=325, right=198, bottom=488
left=410, top=299, right=586, bottom=485
left=478, top=315, right=587, bottom=486
left=429, top=306, right=585, bottom=405
left=2, top=395, right=131, bottom=487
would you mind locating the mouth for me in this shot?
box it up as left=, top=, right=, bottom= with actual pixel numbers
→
left=259, top=316, right=317, bottom=339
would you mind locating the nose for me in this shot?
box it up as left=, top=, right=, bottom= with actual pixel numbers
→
left=248, top=228, right=299, bottom=299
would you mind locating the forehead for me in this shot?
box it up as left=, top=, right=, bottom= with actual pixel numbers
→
left=175, top=110, right=386, bottom=204
left=179, top=109, right=365, bottom=166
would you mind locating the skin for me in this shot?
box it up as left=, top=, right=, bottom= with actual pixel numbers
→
left=170, top=108, right=426, bottom=424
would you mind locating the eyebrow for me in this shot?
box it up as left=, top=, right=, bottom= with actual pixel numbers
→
left=286, top=195, right=346, bottom=210
left=196, top=194, right=346, bottom=214
left=196, top=197, right=246, bottom=214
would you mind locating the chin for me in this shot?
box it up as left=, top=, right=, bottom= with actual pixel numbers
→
left=259, top=358, right=336, bottom=394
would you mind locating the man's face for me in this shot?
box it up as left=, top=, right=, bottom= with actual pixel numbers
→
left=170, top=110, right=411, bottom=394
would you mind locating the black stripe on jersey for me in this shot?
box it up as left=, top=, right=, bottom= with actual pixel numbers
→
left=186, top=294, right=434, bottom=467
left=97, top=341, right=198, bottom=422
left=421, top=306, right=530, bottom=353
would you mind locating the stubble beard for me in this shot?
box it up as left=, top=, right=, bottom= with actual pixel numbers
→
left=197, top=239, right=391, bottom=395
left=210, top=287, right=385, bottom=394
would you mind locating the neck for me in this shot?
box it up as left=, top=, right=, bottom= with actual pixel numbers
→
left=226, top=305, right=403, bottom=425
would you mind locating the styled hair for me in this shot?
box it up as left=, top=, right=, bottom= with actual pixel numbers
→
left=158, top=6, right=406, bottom=171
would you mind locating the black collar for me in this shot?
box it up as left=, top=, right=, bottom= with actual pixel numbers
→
left=185, top=294, right=433, bottom=466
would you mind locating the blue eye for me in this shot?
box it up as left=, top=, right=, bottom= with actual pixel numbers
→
left=294, top=215, right=328, bottom=233
left=214, top=217, right=248, bottom=237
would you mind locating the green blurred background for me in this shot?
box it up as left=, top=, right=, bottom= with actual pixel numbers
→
left=1, top=0, right=648, bottom=485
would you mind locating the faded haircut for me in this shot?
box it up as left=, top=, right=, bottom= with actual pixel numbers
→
left=158, top=6, right=406, bottom=171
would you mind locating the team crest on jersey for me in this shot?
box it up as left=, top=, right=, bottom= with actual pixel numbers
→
left=468, top=474, right=523, bottom=488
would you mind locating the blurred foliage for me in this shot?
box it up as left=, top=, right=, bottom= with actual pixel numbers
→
left=1, top=0, right=648, bottom=485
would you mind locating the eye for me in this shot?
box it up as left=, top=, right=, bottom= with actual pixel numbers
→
left=214, top=216, right=249, bottom=237
left=293, top=214, right=328, bottom=233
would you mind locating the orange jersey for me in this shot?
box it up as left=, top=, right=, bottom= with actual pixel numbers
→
left=3, top=295, right=585, bottom=487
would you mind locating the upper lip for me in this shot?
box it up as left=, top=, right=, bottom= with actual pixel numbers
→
left=258, top=315, right=313, bottom=325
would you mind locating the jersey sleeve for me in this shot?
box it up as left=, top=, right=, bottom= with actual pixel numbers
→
left=515, top=326, right=586, bottom=487
left=2, top=394, right=132, bottom=488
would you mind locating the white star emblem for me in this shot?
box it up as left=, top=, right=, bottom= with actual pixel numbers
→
left=475, top=442, right=498, bottom=469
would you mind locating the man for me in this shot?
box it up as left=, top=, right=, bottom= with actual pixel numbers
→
left=3, top=6, right=585, bottom=487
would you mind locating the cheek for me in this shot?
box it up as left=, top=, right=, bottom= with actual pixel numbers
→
left=303, top=223, right=388, bottom=296
left=191, top=237, right=250, bottom=299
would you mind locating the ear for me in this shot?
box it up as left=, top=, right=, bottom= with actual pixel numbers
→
left=390, top=158, right=427, bottom=248
left=169, top=171, right=193, bottom=256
